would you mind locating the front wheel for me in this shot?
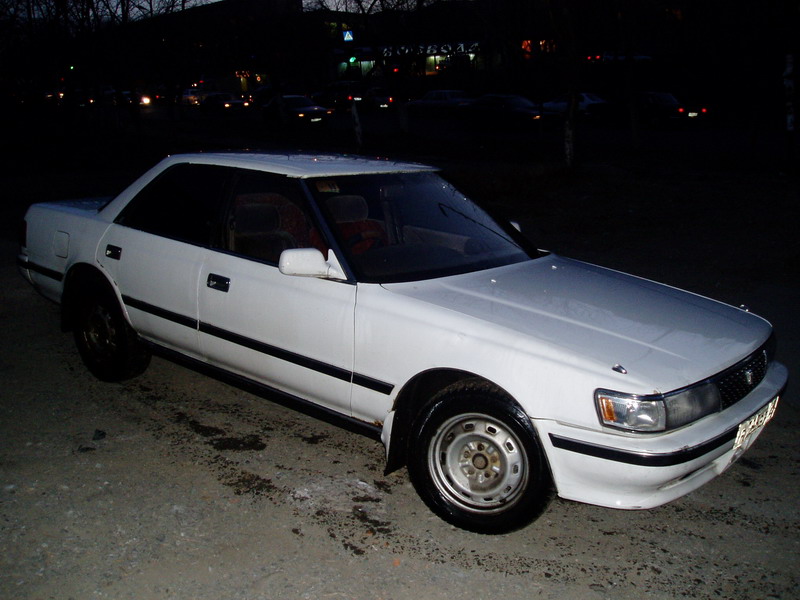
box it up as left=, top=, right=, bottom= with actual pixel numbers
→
left=73, top=282, right=150, bottom=382
left=408, top=380, right=552, bottom=534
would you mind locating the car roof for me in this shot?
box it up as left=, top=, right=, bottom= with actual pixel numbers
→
left=162, top=152, right=438, bottom=178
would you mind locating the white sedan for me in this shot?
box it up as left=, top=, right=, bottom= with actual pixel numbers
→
left=18, top=152, right=787, bottom=533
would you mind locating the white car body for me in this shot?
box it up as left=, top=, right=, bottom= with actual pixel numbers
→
left=18, top=152, right=787, bottom=530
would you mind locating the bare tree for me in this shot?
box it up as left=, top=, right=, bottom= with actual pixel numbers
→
left=304, top=0, right=432, bottom=15
left=3, top=0, right=200, bottom=34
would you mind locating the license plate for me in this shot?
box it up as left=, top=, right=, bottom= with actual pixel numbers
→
left=733, top=396, right=779, bottom=451
left=311, top=118, right=322, bottom=122
left=688, top=112, right=699, bottom=118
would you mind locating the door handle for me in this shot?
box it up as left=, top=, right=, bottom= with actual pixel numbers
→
left=105, top=245, right=122, bottom=260
left=206, top=273, right=230, bottom=293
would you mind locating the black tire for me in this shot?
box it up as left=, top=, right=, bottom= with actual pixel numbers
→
left=73, top=280, right=150, bottom=382
left=408, top=380, right=553, bottom=534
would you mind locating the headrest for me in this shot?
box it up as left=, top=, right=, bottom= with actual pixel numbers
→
left=327, top=195, right=368, bottom=223
left=235, top=192, right=290, bottom=207
left=235, top=203, right=280, bottom=233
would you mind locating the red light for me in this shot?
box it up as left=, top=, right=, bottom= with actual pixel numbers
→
left=595, top=55, right=601, bottom=60
left=392, top=67, right=399, bottom=73
left=586, top=56, right=592, bottom=61
left=347, top=95, right=354, bottom=101
left=702, top=108, right=708, bottom=113
left=678, top=107, right=685, bottom=113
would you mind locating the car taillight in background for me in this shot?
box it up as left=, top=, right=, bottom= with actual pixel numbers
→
left=679, top=106, right=708, bottom=118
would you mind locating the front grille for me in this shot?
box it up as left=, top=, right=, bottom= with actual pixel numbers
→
left=716, top=349, right=768, bottom=410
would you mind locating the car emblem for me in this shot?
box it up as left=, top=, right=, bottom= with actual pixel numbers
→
left=744, top=369, right=754, bottom=386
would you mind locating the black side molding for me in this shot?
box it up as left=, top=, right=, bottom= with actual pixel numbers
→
left=146, top=341, right=383, bottom=442
left=121, top=294, right=396, bottom=396
left=549, top=429, right=737, bottom=467
left=18, top=257, right=64, bottom=282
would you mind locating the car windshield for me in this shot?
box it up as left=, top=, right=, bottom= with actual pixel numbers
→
left=306, top=172, right=538, bottom=283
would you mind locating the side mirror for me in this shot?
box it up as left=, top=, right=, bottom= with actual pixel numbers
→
left=279, top=248, right=346, bottom=280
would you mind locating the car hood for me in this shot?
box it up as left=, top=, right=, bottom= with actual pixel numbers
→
left=383, top=255, right=771, bottom=393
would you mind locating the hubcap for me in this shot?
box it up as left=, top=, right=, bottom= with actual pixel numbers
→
left=429, top=413, right=528, bottom=514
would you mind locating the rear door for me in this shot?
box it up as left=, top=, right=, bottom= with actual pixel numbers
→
left=98, top=163, right=231, bottom=358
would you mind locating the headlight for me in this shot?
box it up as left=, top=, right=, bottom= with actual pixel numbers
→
left=596, top=391, right=666, bottom=431
left=596, top=383, right=720, bottom=433
left=663, top=382, right=721, bottom=429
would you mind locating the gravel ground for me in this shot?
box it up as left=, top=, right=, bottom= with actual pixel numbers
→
left=1, top=112, right=798, bottom=599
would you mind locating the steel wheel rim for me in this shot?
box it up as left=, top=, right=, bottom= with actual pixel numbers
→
left=85, top=303, right=118, bottom=360
left=428, top=412, right=528, bottom=514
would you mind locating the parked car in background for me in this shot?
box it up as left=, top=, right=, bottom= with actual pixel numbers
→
left=19, top=152, right=786, bottom=534
left=262, top=95, right=333, bottom=126
left=460, top=93, right=544, bottom=129
left=181, top=88, right=203, bottom=106
left=637, top=92, right=709, bottom=125
left=312, top=81, right=365, bottom=110
left=362, top=87, right=395, bottom=111
left=542, top=92, right=609, bottom=119
left=96, top=90, right=152, bottom=107
left=407, top=89, right=471, bottom=115
left=200, top=92, right=250, bottom=113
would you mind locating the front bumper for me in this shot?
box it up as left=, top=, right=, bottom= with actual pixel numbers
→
left=536, top=361, right=788, bottom=510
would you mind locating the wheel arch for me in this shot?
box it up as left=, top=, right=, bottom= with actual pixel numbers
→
left=384, top=369, right=518, bottom=474
left=61, top=262, right=119, bottom=332
left=404, top=377, right=554, bottom=532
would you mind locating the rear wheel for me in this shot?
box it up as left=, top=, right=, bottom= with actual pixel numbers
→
left=408, top=380, right=552, bottom=534
left=73, top=280, right=150, bottom=382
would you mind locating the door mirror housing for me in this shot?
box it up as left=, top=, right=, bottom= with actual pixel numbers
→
left=279, top=248, right=347, bottom=281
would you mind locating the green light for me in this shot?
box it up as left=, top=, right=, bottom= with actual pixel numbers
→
left=349, top=56, right=357, bottom=63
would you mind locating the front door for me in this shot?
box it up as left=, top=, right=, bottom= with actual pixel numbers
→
left=197, top=170, right=355, bottom=415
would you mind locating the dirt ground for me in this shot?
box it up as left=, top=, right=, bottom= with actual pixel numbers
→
left=1, top=110, right=798, bottom=599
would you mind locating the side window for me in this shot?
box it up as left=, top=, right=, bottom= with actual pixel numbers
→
left=227, top=171, right=327, bottom=263
left=116, top=164, right=230, bottom=246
